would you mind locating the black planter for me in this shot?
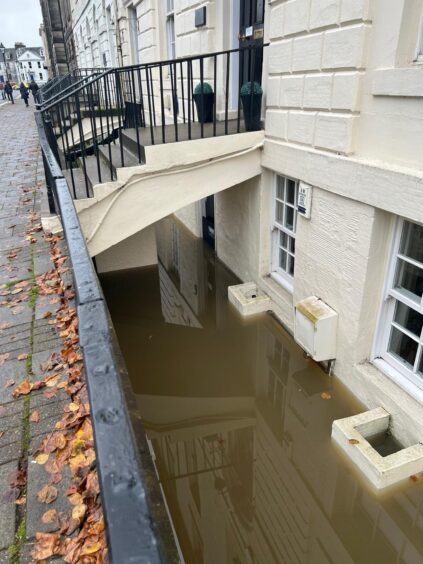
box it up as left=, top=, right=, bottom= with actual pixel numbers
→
left=193, top=92, right=214, bottom=123
left=241, top=93, right=262, bottom=131
left=124, top=101, right=145, bottom=128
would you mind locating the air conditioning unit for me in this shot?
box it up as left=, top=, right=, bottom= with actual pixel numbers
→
left=294, top=296, right=337, bottom=361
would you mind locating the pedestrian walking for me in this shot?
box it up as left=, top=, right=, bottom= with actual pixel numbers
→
left=29, top=79, right=39, bottom=102
left=19, top=82, right=29, bottom=107
left=4, top=81, right=14, bottom=104
left=0, top=84, right=5, bottom=100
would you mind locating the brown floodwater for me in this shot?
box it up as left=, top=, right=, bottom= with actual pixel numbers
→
left=100, top=217, right=423, bottom=564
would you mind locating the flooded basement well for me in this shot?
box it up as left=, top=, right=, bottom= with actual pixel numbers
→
left=100, top=216, right=423, bottom=564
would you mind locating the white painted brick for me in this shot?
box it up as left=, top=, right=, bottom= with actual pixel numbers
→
left=280, top=75, right=304, bottom=107
left=288, top=111, right=316, bottom=145
left=283, top=0, right=310, bottom=36
left=265, top=110, right=288, bottom=139
left=314, top=113, right=357, bottom=153
left=268, top=40, right=292, bottom=73
left=322, top=25, right=368, bottom=69
left=266, top=77, right=281, bottom=107
left=303, top=74, right=333, bottom=108
left=332, top=72, right=362, bottom=110
left=269, top=4, right=284, bottom=39
left=340, top=0, right=370, bottom=22
left=310, top=0, right=340, bottom=29
left=292, top=33, right=323, bottom=72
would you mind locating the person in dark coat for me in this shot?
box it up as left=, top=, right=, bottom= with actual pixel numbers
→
left=4, top=81, right=14, bottom=104
left=29, top=80, right=39, bottom=102
left=19, top=82, right=29, bottom=107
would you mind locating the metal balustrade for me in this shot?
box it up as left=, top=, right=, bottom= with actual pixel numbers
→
left=39, top=68, right=108, bottom=104
left=39, top=45, right=267, bottom=200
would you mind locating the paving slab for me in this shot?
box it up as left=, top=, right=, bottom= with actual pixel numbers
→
left=0, top=461, right=18, bottom=550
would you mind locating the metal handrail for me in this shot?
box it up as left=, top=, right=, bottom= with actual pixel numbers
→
left=35, top=110, right=173, bottom=564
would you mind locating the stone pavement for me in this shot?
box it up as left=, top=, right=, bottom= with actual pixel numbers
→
left=0, top=100, right=69, bottom=562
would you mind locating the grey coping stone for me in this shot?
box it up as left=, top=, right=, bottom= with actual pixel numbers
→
left=26, top=459, right=72, bottom=539
left=0, top=460, right=18, bottom=550
left=0, top=362, right=27, bottom=405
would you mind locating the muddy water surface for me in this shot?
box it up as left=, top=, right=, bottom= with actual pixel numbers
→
left=100, top=218, right=423, bottom=564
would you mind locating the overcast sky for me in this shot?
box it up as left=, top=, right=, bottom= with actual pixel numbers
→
left=1, top=1, right=43, bottom=48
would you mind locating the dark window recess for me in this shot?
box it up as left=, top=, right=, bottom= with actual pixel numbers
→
left=195, top=7, right=206, bottom=27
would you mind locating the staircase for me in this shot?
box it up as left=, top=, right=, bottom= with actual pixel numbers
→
left=37, top=46, right=267, bottom=255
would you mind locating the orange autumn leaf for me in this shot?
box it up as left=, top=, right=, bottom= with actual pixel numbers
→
left=72, top=503, right=87, bottom=522
left=81, top=542, right=102, bottom=555
left=68, top=402, right=79, bottom=413
left=30, top=411, right=40, bottom=423
left=17, top=353, right=28, bottom=361
left=31, top=532, right=61, bottom=560
left=13, top=380, right=33, bottom=397
left=41, top=509, right=58, bottom=524
left=68, top=492, right=84, bottom=506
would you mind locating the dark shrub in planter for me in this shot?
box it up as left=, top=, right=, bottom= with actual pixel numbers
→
left=240, top=81, right=263, bottom=131
left=193, top=82, right=214, bottom=123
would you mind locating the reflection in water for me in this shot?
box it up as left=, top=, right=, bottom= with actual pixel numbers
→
left=100, top=217, right=423, bottom=564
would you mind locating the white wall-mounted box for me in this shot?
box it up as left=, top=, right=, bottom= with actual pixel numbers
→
left=294, top=296, right=338, bottom=361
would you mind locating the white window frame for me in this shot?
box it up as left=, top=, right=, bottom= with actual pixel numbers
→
left=415, top=10, right=423, bottom=62
left=165, top=0, right=175, bottom=59
left=373, top=218, right=423, bottom=393
left=270, top=175, right=299, bottom=293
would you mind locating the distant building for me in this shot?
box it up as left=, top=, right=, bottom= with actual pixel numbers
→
left=0, top=44, right=19, bottom=84
left=16, top=47, right=48, bottom=84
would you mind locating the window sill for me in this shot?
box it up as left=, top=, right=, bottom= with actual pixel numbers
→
left=372, top=358, right=423, bottom=406
left=270, top=271, right=294, bottom=294
left=372, top=67, right=423, bottom=98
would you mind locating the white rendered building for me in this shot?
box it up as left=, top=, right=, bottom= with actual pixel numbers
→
left=16, top=48, right=48, bottom=84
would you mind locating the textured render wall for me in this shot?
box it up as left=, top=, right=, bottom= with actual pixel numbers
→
left=175, top=0, right=216, bottom=58
left=266, top=0, right=371, bottom=156
left=136, top=0, right=160, bottom=63
left=174, top=203, right=202, bottom=238
left=215, top=177, right=262, bottom=284
left=356, top=0, right=423, bottom=170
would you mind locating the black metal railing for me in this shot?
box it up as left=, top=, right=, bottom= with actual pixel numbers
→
left=39, top=68, right=107, bottom=104
left=39, top=45, right=267, bottom=200
left=35, top=111, right=176, bottom=564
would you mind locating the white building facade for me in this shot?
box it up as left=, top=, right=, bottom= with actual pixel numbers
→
left=70, top=0, right=118, bottom=69
left=67, top=0, right=423, bottom=446
left=16, top=48, right=48, bottom=84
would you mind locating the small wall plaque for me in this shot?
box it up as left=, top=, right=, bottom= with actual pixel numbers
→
left=245, top=26, right=253, bottom=37
left=195, top=7, right=206, bottom=27
left=297, top=182, right=312, bottom=219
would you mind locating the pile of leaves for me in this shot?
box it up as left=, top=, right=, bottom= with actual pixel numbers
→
left=8, top=228, right=108, bottom=562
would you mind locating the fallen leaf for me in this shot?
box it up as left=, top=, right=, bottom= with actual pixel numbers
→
left=15, top=280, right=29, bottom=288
left=17, top=353, right=28, bottom=361
left=35, top=453, right=49, bottom=465
left=13, top=380, right=33, bottom=397
left=0, top=431, right=5, bottom=440
left=348, top=439, right=360, bottom=445
left=15, top=496, right=26, bottom=506
left=30, top=411, right=40, bottom=423
left=81, top=541, right=102, bottom=555
left=37, top=485, right=58, bottom=504
left=68, top=403, right=79, bottom=413
left=41, top=509, right=58, bottom=524
left=12, top=306, right=24, bottom=315
left=67, top=492, right=83, bottom=506
left=43, top=311, right=53, bottom=319
left=72, top=503, right=87, bottom=521
left=31, top=532, right=61, bottom=560
left=11, top=288, right=23, bottom=295
left=320, top=392, right=332, bottom=400
left=4, top=379, right=14, bottom=388
left=0, top=353, right=10, bottom=366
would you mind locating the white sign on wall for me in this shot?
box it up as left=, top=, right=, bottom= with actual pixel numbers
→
left=297, top=182, right=312, bottom=219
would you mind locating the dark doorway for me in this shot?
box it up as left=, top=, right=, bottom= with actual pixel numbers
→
left=238, top=0, right=265, bottom=86
left=202, top=196, right=215, bottom=249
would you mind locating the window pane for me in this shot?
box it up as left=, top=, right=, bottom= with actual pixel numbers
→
left=418, top=352, right=423, bottom=377
left=388, top=326, right=418, bottom=369
left=276, top=201, right=283, bottom=224
left=286, top=179, right=296, bottom=204
left=289, top=237, right=295, bottom=253
left=399, top=221, right=423, bottom=265
left=279, top=249, right=287, bottom=271
left=285, top=206, right=294, bottom=231
left=393, top=302, right=423, bottom=339
left=394, top=259, right=423, bottom=303
left=277, top=177, right=284, bottom=200
left=280, top=231, right=287, bottom=249
left=288, top=255, right=295, bottom=276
